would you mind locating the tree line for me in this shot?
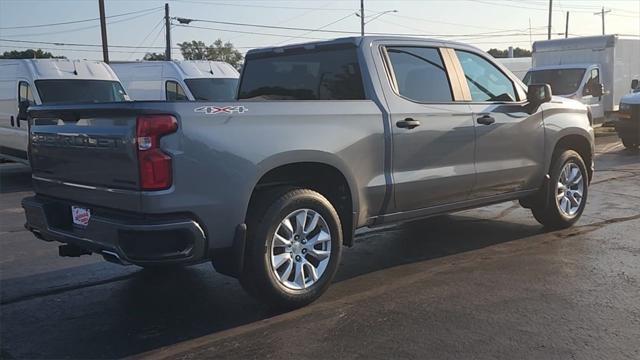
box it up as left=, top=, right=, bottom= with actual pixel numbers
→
left=0, top=38, right=244, bottom=69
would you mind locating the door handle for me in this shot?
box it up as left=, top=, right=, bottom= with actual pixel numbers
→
left=396, top=118, right=421, bottom=129
left=477, top=115, right=495, bottom=125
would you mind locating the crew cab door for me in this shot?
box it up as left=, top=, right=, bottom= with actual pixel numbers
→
left=452, top=50, right=545, bottom=199
left=375, top=44, right=476, bottom=213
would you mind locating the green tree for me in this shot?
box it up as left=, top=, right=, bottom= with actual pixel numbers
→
left=178, top=40, right=209, bottom=60
left=0, top=49, right=65, bottom=59
left=487, top=47, right=532, bottom=58
left=178, top=39, right=243, bottom=69
left=143, top=52, right=166, bottom=61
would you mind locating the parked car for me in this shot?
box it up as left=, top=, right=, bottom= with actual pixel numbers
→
left=614, top=80, right=640, bottom=149
left=23, top=36, right=594, bottom=308
left=110, top=60, right=239, bottom=101
left=524, top=35, right=640, bottom=123
left=496, top=57, right=531, bottom=80
left=0, top=59, right=129, bottom=164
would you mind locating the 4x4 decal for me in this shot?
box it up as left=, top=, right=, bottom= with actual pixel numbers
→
left=194, top=105, right=248, bottom=115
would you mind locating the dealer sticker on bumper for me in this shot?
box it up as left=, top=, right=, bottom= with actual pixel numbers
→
left=71, top=206, right=91, bottom=227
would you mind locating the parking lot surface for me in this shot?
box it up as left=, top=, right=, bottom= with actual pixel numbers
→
left=1, top=135, right=638, bottom=359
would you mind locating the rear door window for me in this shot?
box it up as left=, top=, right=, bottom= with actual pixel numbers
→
left=385, top=46, right=453, bottom=102
left=238, top=47, right=365, bottom=100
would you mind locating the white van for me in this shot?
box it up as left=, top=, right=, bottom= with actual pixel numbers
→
left=110, top=60, right=239, bottom=101
left=0, top=59, right=128, bottom=163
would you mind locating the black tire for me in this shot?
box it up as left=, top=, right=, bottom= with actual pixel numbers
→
left=240, top=188, right=342, bottom=309
left=531, top=149, right=589, bottom=229
left=621, top=137, right=639, bottom=149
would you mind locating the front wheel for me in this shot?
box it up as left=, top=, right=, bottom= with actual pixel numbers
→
left=531, top=150, right=589, bottom=229
left=240, top=188, right=342, bottom=309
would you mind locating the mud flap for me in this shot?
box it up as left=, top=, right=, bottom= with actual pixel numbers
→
left=211, top=224, right=246, bottom=278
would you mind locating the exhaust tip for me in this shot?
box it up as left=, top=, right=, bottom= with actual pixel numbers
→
left=101, top=250, right=126, bottom=265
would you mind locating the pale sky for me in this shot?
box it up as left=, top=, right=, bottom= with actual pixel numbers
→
left=1, top=0, right=638, bottom=61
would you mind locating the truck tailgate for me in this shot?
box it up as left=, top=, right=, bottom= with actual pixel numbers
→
left=28, top=104, right=151, bottom=211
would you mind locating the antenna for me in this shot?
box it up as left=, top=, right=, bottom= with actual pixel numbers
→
left=208, top=61, right=214, bottom=75
left=72, top=60, right=78, bottom=75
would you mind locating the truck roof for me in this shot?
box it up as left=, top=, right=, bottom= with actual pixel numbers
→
left=0, top=59, right=119, bottom=81
left=532, top=35, right=618, bottom=52
left=246, top=36, right=480, bottom=57
left=529, top=63, right=596, bottom=71
left=110, top=60, right=239, bottom=79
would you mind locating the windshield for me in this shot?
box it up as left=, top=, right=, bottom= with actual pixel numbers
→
left=184, top=78, right=239, bottom=101
left=523, top=68, right=586, bottom=96
left=35, top=80, right=128, bottom=104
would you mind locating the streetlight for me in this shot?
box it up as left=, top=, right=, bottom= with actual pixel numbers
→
left=355, top=6, right=398, bottom=36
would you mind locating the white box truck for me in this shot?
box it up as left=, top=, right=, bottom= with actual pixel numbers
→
left=496, top=57, right=531, bottom=80
left=524, top=35, right=640, bottom=123
left=0, top=59, right=129, bottom=164
left=110, top=60, right=239, bottom=101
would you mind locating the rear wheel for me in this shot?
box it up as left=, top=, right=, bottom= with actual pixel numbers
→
left=240, top=188, right=342, bottom=309
left=531, top=150, right=589, bottom=229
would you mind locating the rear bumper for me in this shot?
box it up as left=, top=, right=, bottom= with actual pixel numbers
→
left=22, top=195, right=207, bottom=266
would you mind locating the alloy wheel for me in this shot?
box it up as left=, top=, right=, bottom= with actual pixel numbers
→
left=269, top=209, right=332, bottom=290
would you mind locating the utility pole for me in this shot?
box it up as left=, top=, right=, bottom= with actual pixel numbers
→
left=547, top=0, right=553, bottom=40
left=594, top=7, right=611, bottom=35
left=165, top=3, right=172, bottom=60
left=360, top=0, right=365, bottom=36
left=529, top=18, right=533, bottom=48
left=98, top=0, right=109, bottom=63
left=565, top=11, right=569, bottom=38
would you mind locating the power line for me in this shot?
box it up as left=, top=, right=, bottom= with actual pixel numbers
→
left=0, top=6, right=163, bottom=30
left=174, top=24, right=327, bottom=40
left=0, top=38, right=258, bottom=50
left=472, top=0, right=639, bottom=17
left=1, top=9, right=163, bottom=38
left=126, top=18, right=165, bottom=60
left=274, top=13, right=356, bottom=46
left=169, top=0, right=356, bottom=11
left=175, top=16, right=556, bottom=38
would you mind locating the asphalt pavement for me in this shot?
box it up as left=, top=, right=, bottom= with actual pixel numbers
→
left=0, top=135, right=638, bottom=359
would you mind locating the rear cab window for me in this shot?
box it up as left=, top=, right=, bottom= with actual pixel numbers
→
left=238, top=44, right=365, bottom=100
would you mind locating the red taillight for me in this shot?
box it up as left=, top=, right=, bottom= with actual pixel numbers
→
left=136, top=115, right=178, bottom=190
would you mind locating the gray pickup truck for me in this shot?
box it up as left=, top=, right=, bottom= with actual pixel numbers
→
left=23, top=37, right=594, bottom=308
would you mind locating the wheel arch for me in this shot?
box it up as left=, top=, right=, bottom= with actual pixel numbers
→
left=247, top=152, right=360, bottom=247
left=548, top=132, right=594, bottom=182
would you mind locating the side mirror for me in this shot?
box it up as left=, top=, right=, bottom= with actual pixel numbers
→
left=591, top=83, right=604, bottom=97
left=17, top=100, right=30, bottom=121
left=527, top=83, right=552, bottom=107
left=632, top=79, right=639, bottom=90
